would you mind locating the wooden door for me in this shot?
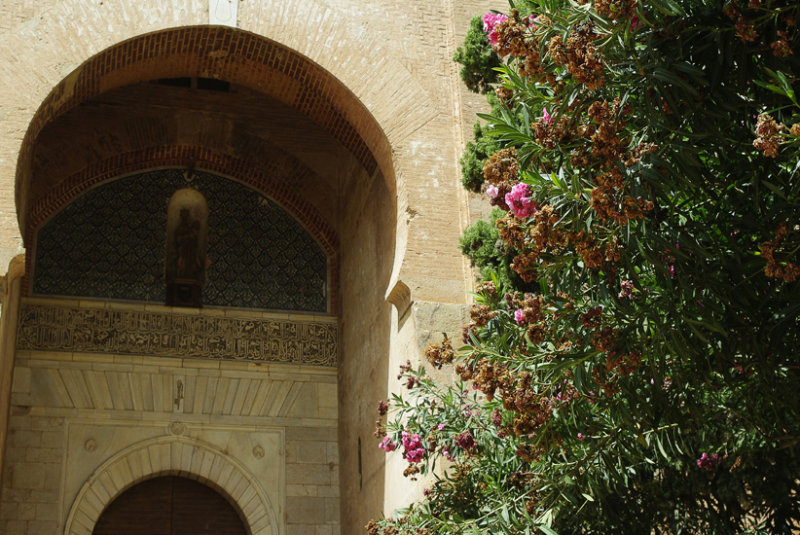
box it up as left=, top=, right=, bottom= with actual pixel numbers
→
left=92, top=476, right=248, bottom=535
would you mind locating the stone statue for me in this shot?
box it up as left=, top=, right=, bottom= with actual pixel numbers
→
left=174, top=208, right=202, bottom=281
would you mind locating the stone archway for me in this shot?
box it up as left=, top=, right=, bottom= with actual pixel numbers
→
left=14, top=26, right=395, bottom=241
left=64, top=436, right=279, bottom=535
left=1, top=15, right=470, bottom=534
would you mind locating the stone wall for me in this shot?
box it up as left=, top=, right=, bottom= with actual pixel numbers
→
left=0, top=0, right=503, bottom=532
left=1, top=298, right=340, bottom=535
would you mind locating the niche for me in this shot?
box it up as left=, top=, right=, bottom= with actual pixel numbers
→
left=165, top=188, right=208, bottom=307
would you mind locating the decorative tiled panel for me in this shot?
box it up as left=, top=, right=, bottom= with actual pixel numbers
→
left=17, top=303, right=337, bottom=367
left=32, top=169, right=328, bottom=312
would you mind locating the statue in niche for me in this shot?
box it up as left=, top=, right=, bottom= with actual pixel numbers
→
left=165, top=188, right=208, bottom=307
left=175, top=208, right=202, bottom=280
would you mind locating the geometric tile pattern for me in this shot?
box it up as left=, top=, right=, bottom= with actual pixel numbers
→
left=32, top=169, right=328, bottom=312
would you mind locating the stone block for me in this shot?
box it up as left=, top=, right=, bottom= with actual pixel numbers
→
left=325, top=497, right=340, bottom=522
left=326, top=442, right=338, bottom=463
left=3, top=520, right=27, bottom=535
left=297, top=442, right=327, bottom=464
left=287, top=496, right=327, bottom=524
left=10, top=463, right=45, bottom=490
left=0, top=501, right=17, bottom=520
left=27, top=519, right=58, bottom=534
left=287, top=463, right=331, bottom=486
left=11, top=367, right=30, bottom=393
left=0, top=489, right=31, bottom=503
left=4, top=447, right=26, bottom=463
left=26, top=448, right=62, bottom=463
left=28, top=490, right=58, bottom=502
left=29, top=417, right=65, bottom=431
left=17, top=502, right=35, bottom=520
left=286, top=427, right=336, bottom=442
left=43, top=465, right=62, bottom=489
left=287, top=484, right=317, bottom=497
left=9, top=430, right=41, bottom=448
left=36, top=502, right=59, bottom=522
left=39, top=431, right=63, bottom=449
left=317, top=383, right=337, bottom=409
left=287, top=525, right=316, bottom=535
left=318, top=407, right=337, bottom=420
left=317, top=485, right=339, bottom=498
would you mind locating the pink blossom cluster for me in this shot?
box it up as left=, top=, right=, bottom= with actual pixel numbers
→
left=442, top=446, right=454, bottom=462
left=482, top=12, right=508, bottom=46
left=505, top=183, right=537, bottom=219
left=696, top=452, right=720, bottom=471
left=514, top=308, right=525, bottom=325
left=378, top=436, right=396, bottom=452
left=401, top=431, right=426, bottom=463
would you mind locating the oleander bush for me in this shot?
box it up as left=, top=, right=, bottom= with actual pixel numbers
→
left=370, top=1, right=800, bottom=533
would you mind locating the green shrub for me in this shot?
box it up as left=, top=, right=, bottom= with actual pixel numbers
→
left=453, top=16, right=501, bottom=94
left=372, top=2, right=800, bottom=534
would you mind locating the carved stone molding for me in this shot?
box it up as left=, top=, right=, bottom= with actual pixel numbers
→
left=17, top=302, right=337, bottom=367
left=63, top=435, right=279, bottom=535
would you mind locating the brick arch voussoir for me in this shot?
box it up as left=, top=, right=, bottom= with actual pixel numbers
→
left=16, top=25, right=393, bottom=235
left=24, top=146, right=340, bottom=314
left=64, top=435, right=278, bottom=535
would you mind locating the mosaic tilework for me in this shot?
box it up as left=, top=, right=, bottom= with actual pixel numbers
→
left=33, top=169, right=328, bottom=312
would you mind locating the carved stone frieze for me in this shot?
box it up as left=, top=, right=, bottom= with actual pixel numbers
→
left=16, top=303, right=337, bottom=367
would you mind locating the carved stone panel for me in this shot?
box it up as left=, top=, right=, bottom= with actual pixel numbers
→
left=17, top=302, right=337, bottom=367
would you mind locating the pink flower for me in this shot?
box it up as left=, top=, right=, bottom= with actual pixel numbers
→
left=378, top=436, right=396, bottom=452
left=577, top=433, right=585, bottom=441
left=401, top=431, right=425, bottom=463
left=405, top=447, right=425, bottom=463
left=542, top=107, right=553, bottom=124
left=485, top=185, right=500, bottom=199
left=482, top=13, right=508, bottom=46
left=401, top=431, right=422, bottom=450
left=514, top=308, right=525, bottom=325
left=697, top=452, right=721, bottom=471
left=505, top=183, right=537, bottom=219
left=437, top=423, right=446, bottom=431
left=442, top=446, right=454, bottom=461
left=630, top=9, right=646, bottom=31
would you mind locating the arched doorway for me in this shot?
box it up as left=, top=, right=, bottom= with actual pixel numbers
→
left=7, top=25, right=400, bottom=534
left=92, top=476, right=248, bottom=535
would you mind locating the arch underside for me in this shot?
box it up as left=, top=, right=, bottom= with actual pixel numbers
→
left=16, top=25, right=394, bottom=240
